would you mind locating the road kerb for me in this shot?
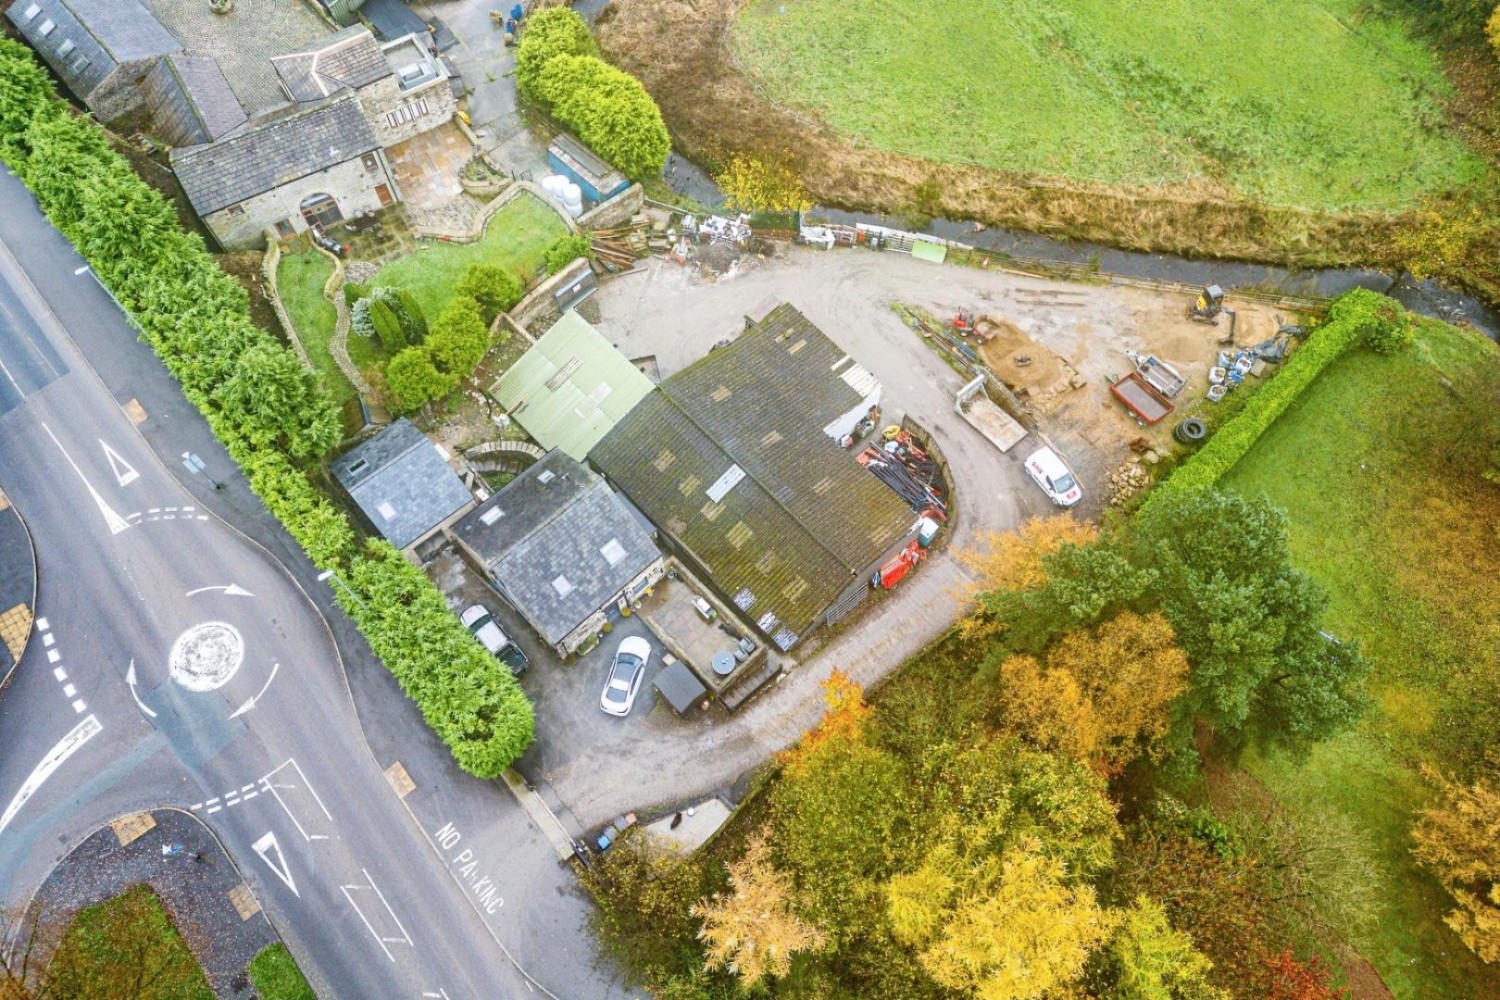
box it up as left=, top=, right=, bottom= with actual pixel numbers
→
left=501, top=769, right=576, bottom=862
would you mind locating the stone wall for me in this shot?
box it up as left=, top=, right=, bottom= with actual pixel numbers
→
left=357, top=74, right=457, bottom=150
left=507, top=257, right=593, bottom=335
left=91, top=58, right=159, bottom=123
left=577, top=183, right=643, bottom=231
left=205, top=153, right=397, bottom=250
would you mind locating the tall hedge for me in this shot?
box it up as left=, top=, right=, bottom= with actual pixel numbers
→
left=0, top=39, right=533, bottom=777
left=535, top=54, right=671, bottom=180
left=1145, top=289, right=1399, bottom=507
left=514, top=7, right=597, bottom=102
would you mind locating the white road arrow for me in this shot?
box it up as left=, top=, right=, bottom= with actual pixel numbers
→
left=185, top=584, right=254, bottom=598
left=0, top=714, right=103, bottom=838
left=228, top=662, right=280, bottom=720
left=251, top=831, right=299, bottom=897
left=125, top=659, right=157, bottom=719
left=99, top=441, right=139, bottom=487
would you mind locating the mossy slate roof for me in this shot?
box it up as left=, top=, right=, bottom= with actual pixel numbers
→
left=590, top=304, right=912, bottom=647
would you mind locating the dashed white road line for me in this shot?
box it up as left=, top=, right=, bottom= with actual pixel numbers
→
left=35, top=620, right=85, bottom=715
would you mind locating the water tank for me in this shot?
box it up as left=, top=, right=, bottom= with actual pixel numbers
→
left=561, top=182, right=584, bottom=218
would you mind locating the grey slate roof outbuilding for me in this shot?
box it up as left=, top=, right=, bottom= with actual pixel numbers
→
left=6, top=0, right=181, bottom=112
left=171, top=95, right=380, bottom=215
left=142, top=53, right=247, bottom=146
left=330, top=419, right=474, bottom=550
left=270, top=25, right=392, bottom=104
left=591, top=304, right=913, bottom=648
left=452, top=451, right=663, bottom=649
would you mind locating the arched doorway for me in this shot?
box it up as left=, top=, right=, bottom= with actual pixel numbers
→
left=299, top=193, right=342, bottom=229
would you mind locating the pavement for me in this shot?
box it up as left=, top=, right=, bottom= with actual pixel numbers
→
left=414, top=0, right=553, bottom=181
left=30, top=809, right=280, bottom=999
left=0, top=491, right=35, bottom=686
left=0, top=166, right=629, bottom=999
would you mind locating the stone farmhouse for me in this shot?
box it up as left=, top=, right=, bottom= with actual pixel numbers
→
left=6, top=0, right=457, bottom=249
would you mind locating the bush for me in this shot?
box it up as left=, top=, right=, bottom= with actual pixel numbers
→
left=535, top=54, right=671, bottom=180
left=247, top=944, right=315, bottom=1000
left=515, top=7, right=598, bottom=102
left=351, top=296, right=377, bottom=339
left=385, top=346, right=455, bottom=412
left=391, top=287, right=428, bottom=345
left=1145, top=289, right=1397, bottom=507
left=543, top=233, right=595, bottom=275
left=0, top=39, right=534, bottom=775
left=343, top=282, right=369, bottom=307
left=427, top=296, right=491, bottom=375
left=368, top=295, right=406, bottom=353
left=453, top=263, right=524, bottom=324
left=1362, top=295, right=1415, bottom=354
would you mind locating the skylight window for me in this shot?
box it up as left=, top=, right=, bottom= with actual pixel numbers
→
left=551, top=575, right=574, bottom=598
left=600, top=539, right=626, bottom=566
left=480, top=507, right=503, bottom=526
left=706, top=464, right=745, bottom=503
left=57, top=39, right=74, bottom=57
left=23, top=5, right=41, bottom=21
left=376, top=501, right=397, bottom=522
left=38, top=18, right=55, bottom=36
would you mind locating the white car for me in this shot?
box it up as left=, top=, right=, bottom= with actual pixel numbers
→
left=599, top=635, right=651, bottom=717
left=1024, top=446, right=1082, bottom=507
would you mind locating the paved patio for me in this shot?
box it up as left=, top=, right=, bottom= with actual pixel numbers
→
left=386, top=123, right=488, bottom=232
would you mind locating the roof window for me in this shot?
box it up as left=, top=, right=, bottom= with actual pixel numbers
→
left=537, top=470, right=556, bottom=484
left=38, top=18, right=56, bottom=36
left=376, top=501, right=397, bottom=522
left=551, top=575, right=574, bottom=598
left=706, top=464, right=745, bottom=503
left=23, top=4, right=41, bottom=21
left=347, top=458, right=369, bottom=474
left=479, top=506, right=503, bottom=526
left=600, top=539, right=626, bottom=566
left=57, top=39, right=74, bottom=57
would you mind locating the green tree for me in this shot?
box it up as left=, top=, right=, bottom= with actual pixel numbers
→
left=453, top=264, right=523, bottom=325
left=368, top=295, right=406, bottom=353
left=535, top=55, right=671, bottom=180
left=213, top=344, right=340, bottom=458
left=1131, top=489, right=1370, bottom=753
left=1108, top=895, right=1224, bottom=1000
left=715, top=152, right=809, bottom=214
left=390, top=288, right=428, bottom=345
left=986, top=541, right=1154, bottom=653
left=385, top=347, right=454, bottom=412
left=514, top=7, right=597, bottom=102
left=426, top=296, right=490, bottom=377
left=543, top=234, right=595, bottom=275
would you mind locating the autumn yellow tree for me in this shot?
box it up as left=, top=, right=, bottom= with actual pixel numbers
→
left=691, top=830, right=827, bottom=987
left=715, top=152, right=809, bottom=215
left=888, top=837, right=1117, bottom=1000
left=956, top=516, right=1099, bottom=645
left=1411, top=762, right=1500, bottom=962
left=777, top=668, right=871, bottom=776
left=995, top=610, right=1189, bottom=770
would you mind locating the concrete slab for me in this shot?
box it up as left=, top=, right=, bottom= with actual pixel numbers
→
left=643, top=797, right=732, bottom=854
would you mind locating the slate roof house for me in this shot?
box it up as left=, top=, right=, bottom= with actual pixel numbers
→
left=452, top=450, right=665, bottom=657
left=330, top=418, right=475, bottom=555
left=591, top=304, right=916, bottom=651
left=491, top=312, right=656, bottom=463
left=171, top=95, right=397, bottom=249
left=140, top=52, right=247, bottom=147
left=7, top=0, right=181, bottom=122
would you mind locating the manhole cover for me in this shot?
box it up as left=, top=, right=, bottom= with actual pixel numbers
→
left=168, top=622, right=244, bottom=692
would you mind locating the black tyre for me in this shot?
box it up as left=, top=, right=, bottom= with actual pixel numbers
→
left=1174, top=418, right=1208, bottom=444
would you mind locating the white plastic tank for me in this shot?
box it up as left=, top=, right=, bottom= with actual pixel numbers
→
left=561, top=182, right=584, bottom=218
left=540, top=174, right=568, bottom=199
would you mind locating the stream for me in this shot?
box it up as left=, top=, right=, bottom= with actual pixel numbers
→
left=661, top=155, right=1500, bottom=340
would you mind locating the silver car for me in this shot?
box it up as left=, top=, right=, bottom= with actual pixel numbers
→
left=599, top=635, right=651, bottom=717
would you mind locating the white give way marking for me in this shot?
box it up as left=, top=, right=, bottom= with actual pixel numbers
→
left=99, top=441, right=138, bottom=487
left=0, top=714, right=103, bottom=838
left=41, top=424, right=129, bottom=534
left=252, top=831, right=298, bottom=897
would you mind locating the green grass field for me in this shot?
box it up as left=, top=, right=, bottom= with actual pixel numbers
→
left=372, top=194, right=567, bottom=320
left=275, top=250, right=360, bottom=404
left=248, top=943, right=316, bottom=1000
left=734, top=0, right=1486, bottom=210
left=1221, top=322, right=1500, bottom=998
left=46, top=885, right=213, bottom=1000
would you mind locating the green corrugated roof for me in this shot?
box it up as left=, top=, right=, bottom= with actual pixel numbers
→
left=491, top=312, right=655, bottom=461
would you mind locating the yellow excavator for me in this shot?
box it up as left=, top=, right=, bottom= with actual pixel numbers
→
left=1188, top=284, right=1237, bottom=344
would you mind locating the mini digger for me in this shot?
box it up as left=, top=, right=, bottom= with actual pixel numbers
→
left=1188, top=284, right=1237, bottom=344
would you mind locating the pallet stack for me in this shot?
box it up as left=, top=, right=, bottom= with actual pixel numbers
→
left=589, top=214, right=653, bottom=271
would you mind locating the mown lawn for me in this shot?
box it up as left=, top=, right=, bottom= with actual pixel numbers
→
left=734, top=0, right=1486, bottom=210
left=1221, top=321, right=1500, bottom=999
left=372, top=193, right=567, bottom=320
left=248, top=943, right=316, bottom=1000
left=46, top=885, right=213, bottom=1000
left=276, top=250, right=354, bottom=404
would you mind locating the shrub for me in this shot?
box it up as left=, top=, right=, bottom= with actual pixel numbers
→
left=385, top=346, right=455, bottom=412
left=427, top=296, right=491, bottom=376
left=535, top=54, right=671, bottom=180
left=514, top=7, right=597, bottom=102
left=1362, top=295, right=1415, bottom=354
left=391, top=287, right=428, bottom=344
left=453, top=263, right=524, bottom=324
left=368, top=295, right=406, bottom=353
left=343, top=282, right=369, bottom=307
left=543, top=233, right=595, bottom=275
left=1145, top=289, right=1397, bottom=507
left=351, top=296, right=377, bottom=339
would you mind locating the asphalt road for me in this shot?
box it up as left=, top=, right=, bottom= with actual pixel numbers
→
left=0, top=169, right=544, bottom=997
